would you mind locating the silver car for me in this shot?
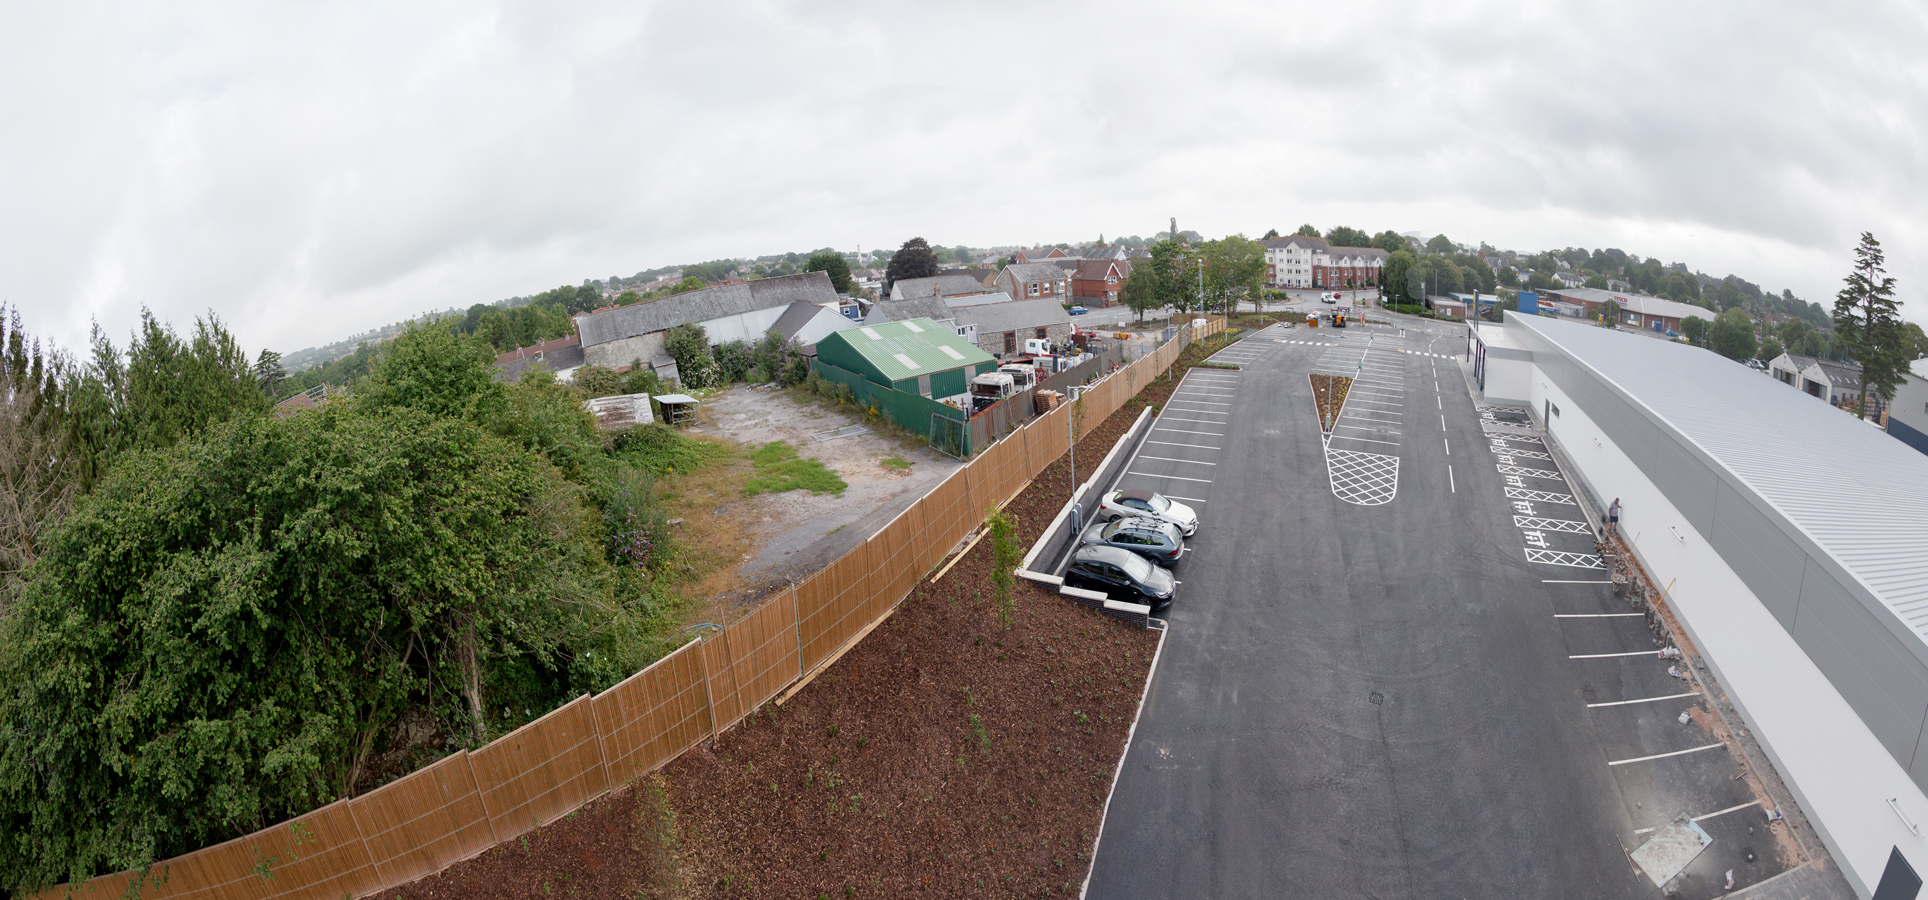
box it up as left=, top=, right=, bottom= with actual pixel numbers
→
left=1078, top=516, right=1185, bottom=565
left=1097, top=488, right=1198, bottom=537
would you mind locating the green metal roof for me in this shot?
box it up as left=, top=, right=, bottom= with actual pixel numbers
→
left=818, top=318, right=994, bottom=383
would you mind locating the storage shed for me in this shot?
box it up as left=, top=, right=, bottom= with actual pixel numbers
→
left=814, top=318, right=997, bottom=400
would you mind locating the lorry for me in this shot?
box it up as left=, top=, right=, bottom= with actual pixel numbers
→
left=970, top=371, right=1016, bottom=413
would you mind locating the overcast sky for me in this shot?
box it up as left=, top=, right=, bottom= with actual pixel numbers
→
left=4, top=0, right=1924, bottom=356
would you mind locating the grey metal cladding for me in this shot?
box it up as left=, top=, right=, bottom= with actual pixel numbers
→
left=1650, top=436, right=1718, bottom=537
left=1791, top=556, right=1928, bottom=767
left=1593, top=386, right=1659, bottom=473
left=1909, top=723, right=1928, bottom=796
left=1709, top=479, right=1805, bottom=630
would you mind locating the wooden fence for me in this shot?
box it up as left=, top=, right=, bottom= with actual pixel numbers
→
left=32, top=316, right=1225, bottom=900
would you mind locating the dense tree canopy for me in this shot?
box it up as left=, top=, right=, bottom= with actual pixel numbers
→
left=803, top=250, right=852, bottom=293
left=1832, top=232, right=1910, bottom=416
left=884, top=237, right=940, bottom=291
left=1711, top=307, right=1759, bottom=361
left=1324, top=226, right=1370, bottom=247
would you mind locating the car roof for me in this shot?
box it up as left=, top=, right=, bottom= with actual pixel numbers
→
left=1075, top=545, right=1140, bottom=565
left=1109, top=516, right=1174, bottom=533
left=1117, top=488, right=1156, bottom=502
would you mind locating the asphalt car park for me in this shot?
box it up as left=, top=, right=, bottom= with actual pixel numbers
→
left=1085, top=315, right=1804, bottom=898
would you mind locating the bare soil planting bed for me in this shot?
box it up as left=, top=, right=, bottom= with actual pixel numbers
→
left=369, top=343, right=1226, bottom=900
left=1309, top=373, right=1351, bottom=432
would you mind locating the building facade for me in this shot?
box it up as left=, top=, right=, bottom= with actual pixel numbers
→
left=992, top=263, right=1071, bottom=303
left=1263, top=236, right=1387, bottom=289
left=1071, top=259, right=1132, bottom=308
left=1890, top=359, right=1928, bottom=456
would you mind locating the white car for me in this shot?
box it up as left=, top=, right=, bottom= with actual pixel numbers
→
left=1097, top=488, right=1198, bottom=537
left=1321, top=293, right=1339, bottom=304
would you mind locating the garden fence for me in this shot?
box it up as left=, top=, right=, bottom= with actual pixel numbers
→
left=31, top=316, right=1224, bottom=900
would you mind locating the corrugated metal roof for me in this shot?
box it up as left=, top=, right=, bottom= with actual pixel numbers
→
left=823, top=318, right=993, bottom=382
left=1515, top=315, right=1928, bottom=640
left=575, top=272, right=838, bottom=346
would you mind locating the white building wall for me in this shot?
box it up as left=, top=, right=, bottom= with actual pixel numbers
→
left=701, top=305, right=789, bottom=346
left=791, top=306, right=854, bottom=346
left=1527, top=368, right=1928, bottom=899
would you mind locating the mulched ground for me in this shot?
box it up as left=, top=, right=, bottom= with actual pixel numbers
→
left=367, top=340, right=1228, bottom=900
left=1309, top=373, right=1351, bottom=432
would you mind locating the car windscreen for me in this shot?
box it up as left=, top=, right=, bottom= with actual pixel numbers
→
left=1148, top=494, right=1171, bottom=513
left=1116, top=552, right=1155, bottom=582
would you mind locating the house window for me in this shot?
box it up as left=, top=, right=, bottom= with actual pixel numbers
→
left=1036, top=327, right=1047, bottom=339
left=1106, top=276, right=1117, bottom=285
left=1028, top=283, right=1040, bottom=297
left=1004, top=331, right=1017, bottom=353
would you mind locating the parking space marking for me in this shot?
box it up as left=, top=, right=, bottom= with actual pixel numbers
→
left=1163, top=415, right=1226, bottom=424
left=1607, top=743, right=1724, bottom=767
left=1513, top=516, right=1590, bottom=533
left=1525, top=549, right=1607, bottom=569
left=1555, top=612, right=1644, bottom=618
left=1347, top=398, right=1402, bottom=407
left=1171, top=398, right=1232, bottom=406
left=1570, top=650, right=1668, bottom=659
left=1139, top=456, right=1216, bottom=466
left=1588, top=691, right=1699, bottom=709
left=1497, top=464, right=1563, bottom=479
left=1146, top=440, right=1220, bottom=450
left=1342, top=409, right=1401, bottom=420
left=1163, top=495, right=1207, bottom=503
left=1544, top=580, right=1614, bottom=584
left=1127, top=471, right=1213, bottom=483
left=1155, top=427, right=1223, bottom=436
left=1331, top=435, right=1400, bottom=447
left=1335, top=424, right=1401, bottom=435
left=1508, top=488, right=1577, bottom=504
left=1631, top=801, right=1761, bottom=835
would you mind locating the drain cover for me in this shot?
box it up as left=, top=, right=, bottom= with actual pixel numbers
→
left=1369, top=692, right=1384, bottom=705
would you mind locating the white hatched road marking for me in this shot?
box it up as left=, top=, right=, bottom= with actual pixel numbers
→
left=1491, top=447, right=1554, bottom=460
left=1514, top=516, right=1590, bottom=533
left=1506, top=488, right=1576, bottom=504
left=1330, top=435, right=1400, bottom=446
left=1525, top=549, right=1606, bottom=569
left=1326, top=448, right=1399, bottom=506
left=1497, top=464, right=1563, bottom=479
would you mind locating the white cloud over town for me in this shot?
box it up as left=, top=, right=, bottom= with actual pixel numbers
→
left=2, top=0, right=1923, bottom=354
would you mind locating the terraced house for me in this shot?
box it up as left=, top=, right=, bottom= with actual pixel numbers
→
left=1263, top=235, right=1389, bottom=289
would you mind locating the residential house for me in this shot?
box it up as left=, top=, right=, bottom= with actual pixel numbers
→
left=1555, top=272, right=1587, bottom=288
left=1012, top=246, right=1072, bottom=264
left=1889, top=359, right=1928, bottom=456
left=992, top=263, right=1072, bottom=303
left=1541, top=287, right=1714, bottom=335
left=1071, top=259, right=1133, bottom=308
left=574, top=271, right=840, bottom=374
left=1769, top=352, right=1882, bottom=416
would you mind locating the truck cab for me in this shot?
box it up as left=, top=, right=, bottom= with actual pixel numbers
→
left=971, top=372, right=1016, bottom=413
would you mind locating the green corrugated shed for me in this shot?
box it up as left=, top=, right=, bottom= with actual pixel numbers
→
left=815, top=318, right=996, bottom=396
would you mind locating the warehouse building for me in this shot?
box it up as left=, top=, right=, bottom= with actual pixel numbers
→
left=1480, top=312, right=1928, bottom=898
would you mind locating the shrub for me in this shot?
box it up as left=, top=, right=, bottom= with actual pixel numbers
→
left=573, top=364, right=624, bottom=398
left=713, top=340, right=756, bottom=384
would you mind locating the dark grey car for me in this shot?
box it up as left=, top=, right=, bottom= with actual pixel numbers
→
left=1078, top=516, right=1185, bottom=565
left=1063, top=545, right=1176, bottom=610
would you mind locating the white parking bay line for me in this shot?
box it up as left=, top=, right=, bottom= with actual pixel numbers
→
left=1163, top=495, right=1207, bottom=503
left=1334, top=424, right=1401, bottom=435
left=1569, top=650, right=1665, bottom=659
left=1156, top=427, right=1223, bottom=436
left=1544, top=580, right=1614, bottom=584
left=1127, top=471, right=1214, bottom=483
left=1607, top=743, right=1724, bottom=767
left=1146, top=440, right=1221, bottom=450
left=1330, top=435, right=1400, bottom=446
left=1588, top=691, right=1699, bottom=709
left=1632, top=801, right=1763, bottom=835
left=1139, top=456, right=1217, bottom=466
left=1554, top=613, right=1644, bottom=618
left=1171, top=398, right=1233, bottom=406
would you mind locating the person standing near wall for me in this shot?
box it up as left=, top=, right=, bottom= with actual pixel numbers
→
left=1608, top=498, right=1622, bottom=535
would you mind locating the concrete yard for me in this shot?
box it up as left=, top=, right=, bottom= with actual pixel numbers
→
left=689, top=384, right=961, bottom=583
left=1083, top=317, right=1836, bottom=899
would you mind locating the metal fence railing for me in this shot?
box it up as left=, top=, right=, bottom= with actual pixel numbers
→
left=29, top=315, right=1226, bottom=900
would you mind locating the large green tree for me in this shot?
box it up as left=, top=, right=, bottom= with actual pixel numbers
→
left=1370, top=231, right=1408, bottom=254
left=803, top=250, right=853, bottom=293
left=1324, top=226, right=1370, bottom=247
left=884, top=237, right=940, bottom=292
left=1425, top=234, right=1456, bottom=255
left=1711, top=307, right=1759, bottom=361
left=1201, top=234, right=1267, bottom=315
left=1680, top=316, right=1710, bottom=347
left=1832, top=232, right=1910, bottom=418
left=1294, top=224, right=1320, bottom=238
left=1381, top=250, right=1419, bottom=304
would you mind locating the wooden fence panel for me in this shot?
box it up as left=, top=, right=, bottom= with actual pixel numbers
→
left=248, top=799, right=383, bottom=900
left=797, top=546, right=873, bottom=672
left=718, top=594, right=801, bottom=724
left=962, top=443, right=1002, bottom=521
left=349, top=751, right=495, bottom=888
left=700, top=635, right=743, bottom=734
left=923, top=468, right=972, bottom=560
left=594, top=640, right=711, bottom=785
left=870, top=509, right=921, bottom=619
left=468, top=694, right=609, bottom=842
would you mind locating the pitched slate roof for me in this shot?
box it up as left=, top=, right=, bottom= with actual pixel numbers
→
left=890, top=273, right=994, bottom=301
left=863, top=297, right=955, bottom=326
left=575, top=272, right=839, bottom=347
left=823, top=318, right=994, bottom=382
left=1074, top=259, right=1131, bottom=279
left=1000, top=263, right=1070, bottom=285
left=772, top=300, right=830, bottom=340
left=1328, top=246, right=1390, bottom=260
left=952, top=296, right=1072, bottom=335
left=1265, top=235, right=1330, bottom=251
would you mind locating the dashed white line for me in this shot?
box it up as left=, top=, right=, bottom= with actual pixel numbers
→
left=1443, top=437, right=1450, bottom=456
left=1588, top=691, right=1699, bottom=708
left=1448, top=465, right=1455, bottom=492
left=1607, top=743, right=1724, bottom=767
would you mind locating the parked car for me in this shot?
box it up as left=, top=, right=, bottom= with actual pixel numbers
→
left=1068, top=305, right=1089, bottom=315
left=1078, top=515, right=1185, bottom=565
left=1097, top=488, right=1198, bottom=536
left=1063, top=545, right=1176, bottom=610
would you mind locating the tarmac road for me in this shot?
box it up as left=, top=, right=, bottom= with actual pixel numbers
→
left=1085, top=316, right=1793, bottom=898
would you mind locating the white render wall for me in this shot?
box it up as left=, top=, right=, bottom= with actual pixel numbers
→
left=1526, top=366, right=1925, bottom=899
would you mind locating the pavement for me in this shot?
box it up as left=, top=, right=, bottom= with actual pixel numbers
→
left=1082, top=315, right=1841, bottom=899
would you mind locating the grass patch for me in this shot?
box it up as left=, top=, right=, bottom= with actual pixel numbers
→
left=744, top=441, right=847, bottom=497
left=613, top=423, right=731, bottom=474
left=879, top=455, right=912, bottom=471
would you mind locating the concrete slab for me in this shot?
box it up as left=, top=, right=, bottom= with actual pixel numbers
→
left=1632, top=816, right=1714, bottom=887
